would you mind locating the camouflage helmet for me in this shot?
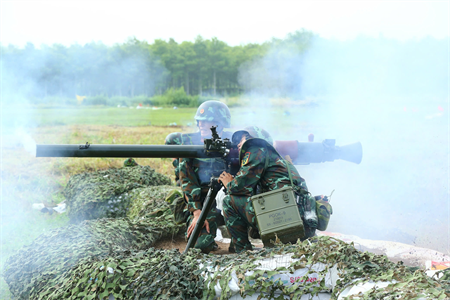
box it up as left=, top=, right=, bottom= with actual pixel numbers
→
left=232, top=126, right=273, bottom=145
left=164, top=132, right=182, bottom=145
left=194, top=100, right=231, bottom=128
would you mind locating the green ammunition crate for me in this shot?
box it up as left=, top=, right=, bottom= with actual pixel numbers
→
left=251, top=186, right=305, bottom=247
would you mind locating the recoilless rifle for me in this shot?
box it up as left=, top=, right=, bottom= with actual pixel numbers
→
left=36, top=127, right=363, bottom=253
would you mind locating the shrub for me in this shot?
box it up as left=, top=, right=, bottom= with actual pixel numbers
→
left=129, top=95, right=152, bottom=106
left=150, top=87, right=200, bottom=107
left=109, top=96, right=130, bottom=107
left=84, top=95, right=108, bottom=106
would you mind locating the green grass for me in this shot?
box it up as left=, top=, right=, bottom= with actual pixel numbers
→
left=2, top=105, right=197, bottom=128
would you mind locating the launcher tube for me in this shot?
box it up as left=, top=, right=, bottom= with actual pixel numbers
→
left=36, top=144, right=222, bottom=158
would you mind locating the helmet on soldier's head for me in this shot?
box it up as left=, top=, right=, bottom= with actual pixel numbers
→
left=194, top=100, right=231, bottom=128
left=164, top=132, right=182, bottom=145
left=232, top=126, right=273, bottom=145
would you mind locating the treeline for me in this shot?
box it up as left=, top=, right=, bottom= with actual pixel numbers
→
left=1, top=30, right=315, bottom=103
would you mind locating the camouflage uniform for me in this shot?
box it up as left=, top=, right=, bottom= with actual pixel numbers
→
left=179, top=131, right=233, bottom=253
left=222, top=126, right=312, bottom=253
left=176, top=100, right=232, bottom=253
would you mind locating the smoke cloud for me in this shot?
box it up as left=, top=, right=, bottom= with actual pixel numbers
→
left=236, top=36, right=449, bottom=253
left=0, top=41, right=168, bottom=294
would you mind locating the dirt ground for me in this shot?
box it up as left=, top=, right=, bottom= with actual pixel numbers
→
left=152, top=233, right=234, bottom=255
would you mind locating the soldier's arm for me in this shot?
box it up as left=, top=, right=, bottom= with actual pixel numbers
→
left=179, top=158, right=203, bottom=212
left=225, top=146, right=266, bottom=196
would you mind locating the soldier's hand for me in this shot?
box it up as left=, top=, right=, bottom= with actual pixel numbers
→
left=218, top=171, right=233, bottom=187
left=187, top=209, right=210, bottom=238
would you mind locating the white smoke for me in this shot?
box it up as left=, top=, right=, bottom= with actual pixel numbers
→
left=15, top=127, right=36, bottom=157
left=236, top=35, right=449, bottom=253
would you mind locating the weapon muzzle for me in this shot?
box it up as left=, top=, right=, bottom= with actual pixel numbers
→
left=335, top=142, right=363, bottom=164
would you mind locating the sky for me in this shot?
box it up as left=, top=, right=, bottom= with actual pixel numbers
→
left=1, top=0, right=449, bottom=47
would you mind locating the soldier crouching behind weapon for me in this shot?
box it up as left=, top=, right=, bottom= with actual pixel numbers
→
left=218, top=126, right=317, bottom=253
left=165, top=100, right=233, bottom=254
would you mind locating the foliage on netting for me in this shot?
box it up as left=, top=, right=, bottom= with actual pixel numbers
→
left=35, top=248, right=206, bottom=300
left=125, top=186, right=185, bottom=238
left=437, top=268, right=450, bottom=294
left=3, top=216, right=182, bottom=300
left=199, top=236, right=450, bottom=300
left=31, top=235, right=450, bottom=300
left=63, top=165, right=172, bottom=223
left=126, top=185, right=181, bottom=220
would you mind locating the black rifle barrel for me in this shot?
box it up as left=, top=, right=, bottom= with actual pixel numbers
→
left=36, top=144, right=224, bottom=158
left=36, top=140, right=363, bottom=164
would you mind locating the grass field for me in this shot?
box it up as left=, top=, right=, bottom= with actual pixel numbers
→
left=2, top=105, right=198, bottom=127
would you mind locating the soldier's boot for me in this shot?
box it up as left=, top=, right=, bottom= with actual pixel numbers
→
left=228, top=240, right=236, bottom=253
left=199, top=242, right=218, bottom=254
left=211, top=242, right=219, bottom=251
left=248, top=227, right=261, bottom=239
left=301, top=226, right=317, bottom=241
left=216, top=209, right=225, bottom=226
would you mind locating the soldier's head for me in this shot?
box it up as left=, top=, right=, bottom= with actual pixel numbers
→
left=194, top=100, right=231, bottom=138
left=164, top=132, right=182, bottom=145
left=232, top=126, right=273, bottom=151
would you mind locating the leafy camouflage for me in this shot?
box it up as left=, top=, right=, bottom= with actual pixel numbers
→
left=64, top=166, right=172, bottom=223
left=5, top=218, right=450, bottom=299
left=4, top=182, right=188, bottom=300
left=223, top=138, right=310, bottom=253
left=3, top=216, right=182, bottom=300
left=126, top=185, right=181, bottom=220
left=194, top=100, right=231, bottom=127
left=34, top=248, right=205, bottom=300
left=202, top=237, right=450, bottom=300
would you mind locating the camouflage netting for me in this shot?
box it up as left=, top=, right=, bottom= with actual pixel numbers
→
left=32, top=248, right=205, bottom=300
left=126, top=185, right=181, bottom=220
left=64, top=166, right=172, bottom=223
left=4, top=201, right=185, bottom=299
left=4, top=166, right=450, bottom=299
left=6, top=232, right=450, bottom=299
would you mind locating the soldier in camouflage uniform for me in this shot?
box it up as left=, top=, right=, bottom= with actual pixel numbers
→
left=169, top=101, right=233, bottom=253
left=218, top=126, right=313, bottom=253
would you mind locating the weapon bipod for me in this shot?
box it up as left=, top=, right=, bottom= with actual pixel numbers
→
left=183, top=176, right=223, bottom=254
